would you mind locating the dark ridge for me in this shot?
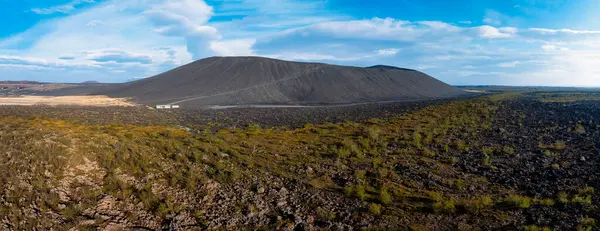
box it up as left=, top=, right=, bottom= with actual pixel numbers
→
left=0, top=80, right=44, bottom=84
left=81, top=81, right=101, bottom=84
left=95, top=56, right=466, bottom=106
left=367, top=65, right=417, bottom=71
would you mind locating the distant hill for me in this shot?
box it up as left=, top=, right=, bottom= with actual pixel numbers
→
left=98, top=56, right=466, bottom=106
left=81, top=81, right=101, bottom=84
left=0, top=80, right=44, bottom=84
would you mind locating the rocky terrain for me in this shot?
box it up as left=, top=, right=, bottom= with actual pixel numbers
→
left=0, top=90, right=598, bottom=230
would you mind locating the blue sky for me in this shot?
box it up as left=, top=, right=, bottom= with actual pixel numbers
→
left=1, top=0, right=599, bottom=86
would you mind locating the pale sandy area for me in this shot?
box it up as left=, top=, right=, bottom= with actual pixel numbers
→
left=0, top=95, right=135, bottom=106
left=464, top=89, right=487, bottom=93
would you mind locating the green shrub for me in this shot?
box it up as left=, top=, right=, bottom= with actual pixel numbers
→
left=454, top=180, right=466, bottom=191
left=433, top=200, right=455, bottom=213
left=579, top=217, right=596, bottom=227
left=482, top=147, right=494, bottom=155
left=467, top=195, right=494, bottom=212
left=421, top=148, right=435, bottom=157
left=413, top=132, right=422, bottom=149
left=454, top=140, right=468, bottom=152
left=379, top=187, right=392, bottom=204
left=482, top=155, right=491, bottom=166
left=442, top=145, right=450, bottom=152
left=316, top=207, right=336, bottom=221
left=553, top=140, right=566, bottom=150
left=574, top=124, right=586, bottom=134
left=365, top=126, right=381, bottom=141
left=572, top=195, right=592, bottom=205
left=356, top=185, right=368, bottom=201
left=369, top=203, right=382, bottom=215
left=536, top=198, right=555, bottom=206
left=448, top=156, right=458, bottom=165
left=344, top=185, right=354, bottom=197
left=557, top=192, right=569, bottom=203
left=505, top=195, right=531, bottom=208
left=354, top=170, right=367, bottom=182
left=502, top=146, right=515, bottom=155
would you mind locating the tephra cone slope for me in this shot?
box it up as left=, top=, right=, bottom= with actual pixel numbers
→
left=103, top=56, right=464, bottom=106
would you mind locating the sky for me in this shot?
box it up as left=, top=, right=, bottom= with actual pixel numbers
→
left=0, top=0, right=600, bottom=86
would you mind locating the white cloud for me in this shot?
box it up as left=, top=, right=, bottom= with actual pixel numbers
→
left=497, top=61, right=520, bottom=67
left=85, top=20, right=104, bottom=27
left=85, top=49, right=153, bottom=64
left=2, top=2, right=600, bottom=86
left=541, top=44, right=569, bottom=51
left=31, top=0, right=95, bottom=15
left=483, top=17, right=501, bottom=25
left=482, top=9, right=515, bottom=26
left=376, top=48, right=399, bottom=56
left=210, top=39, right=256, bottom=56
left=144, top=0, right=221, bottom=59
left=529, top=28, right=600, bottom=34
left=476, top=25, right=515, bottom=38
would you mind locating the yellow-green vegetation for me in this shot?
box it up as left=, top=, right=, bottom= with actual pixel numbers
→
left=523, top=225, right=552, bottom=231
left=3, top=92, right=591, bottom=229
left=369, top=203, right=382, bottom=215
left=578, top=217, right=596, bottom=231
left=505, top=195, right=531, bottom=208
left=535, top=92, right=600, bottom=103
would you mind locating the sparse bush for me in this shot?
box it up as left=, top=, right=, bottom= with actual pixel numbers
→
left=413, top=132, right=422, bottom=149
left=524, top=225, right=551, bottom=231
left=427, top=191, right=443, bottom=202
left=574, top=123, right=586, bottom=134
left=482, top=155, right=491, bottom=166
left=553, top=140, right=566, bottom=150
left=364, top=126, right=381, bottom=141
left=502, top=146, right=515, bottom=155
left=558, top=192, right=570, bottom=203
left=455, top=180, right=466, bottom=190
left=572, top=195, right=592, bottom=205
left=482, top=147, right=494, bottom=155
left=354, top=170, right=367, bottom=182
left=505, top=195, right=531, bottom=208
left=535, top=198, right=555, bottom=206
left=442, top=144, right=450, bottom=152
left=316, top=207, right=336, bottom=221
left=454, top=140, right=469, bottom=153
left=448, top=156, right=458, bottom=165
left=356, top=185, right=368, bottom=201
left=433, top=200, right=455, bottom=213
left=579, top=217, right=596, bottom=227
left=344, top=185, right=354, bottom=197
left=369, top=203, right=382, bottom=215
left=421, top=148, right=435, bottom=157
left=379, top=187, right=392, bottom=204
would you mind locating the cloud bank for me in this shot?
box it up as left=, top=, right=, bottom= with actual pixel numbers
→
left=0, top=0, right=598, bottom=86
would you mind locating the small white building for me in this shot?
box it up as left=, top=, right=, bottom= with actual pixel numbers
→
left=156, top=104, right=180, bottom=109
left=156, top=105, right=172, bottom=109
